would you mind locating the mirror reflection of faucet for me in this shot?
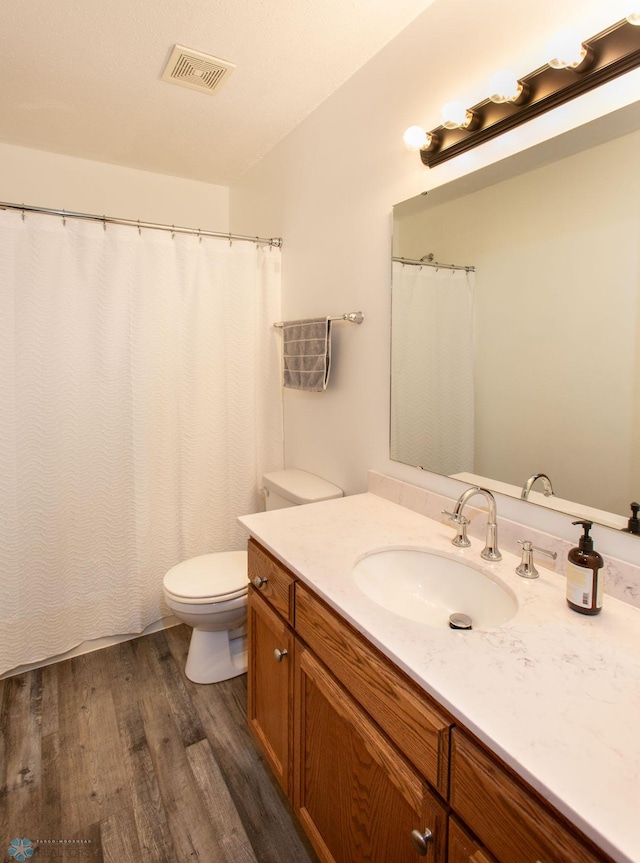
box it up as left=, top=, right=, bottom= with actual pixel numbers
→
left=443, top=486, right=501, bottom=561
left=521, top=472, right=555, bottom=500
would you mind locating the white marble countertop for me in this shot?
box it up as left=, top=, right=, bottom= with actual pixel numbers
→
left=239, top=492, right=640, bottom=863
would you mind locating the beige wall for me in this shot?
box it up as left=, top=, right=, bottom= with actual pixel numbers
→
left=0, top=142, right=229, bottom=229
left=230, top=0, right=640, bottom=557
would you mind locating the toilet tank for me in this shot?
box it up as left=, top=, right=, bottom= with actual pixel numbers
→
left=262, top=468, right=343, bottom=511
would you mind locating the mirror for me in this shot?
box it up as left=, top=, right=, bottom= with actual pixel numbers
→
left=391, top=105, right=640, bottom=533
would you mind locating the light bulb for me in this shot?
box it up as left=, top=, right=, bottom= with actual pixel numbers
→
left=627, top=5, right=640, bottom=25
left=403, top=126, right=429, bottom=151
left=547, top=29, right=589, bottom=69
left=488, top=70, right=525, bottom=104
left=441, top=100, right=474, bottom=130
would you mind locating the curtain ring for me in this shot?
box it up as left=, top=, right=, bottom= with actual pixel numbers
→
left=103, top=216, right=107, bottom=232
left=21, top=205, right=25, bottom=221
left=197, top=228, right=202, bottom=244
left=62, top=209, right=66, bottom=227
left=228, top=232, right=232, bottom=247
left=137, top=219, right=141, bottom=236
left=171, top=225, right=175, bottom=239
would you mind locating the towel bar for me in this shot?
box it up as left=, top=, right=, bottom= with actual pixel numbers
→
left=273, top=311, right=364, bottom=328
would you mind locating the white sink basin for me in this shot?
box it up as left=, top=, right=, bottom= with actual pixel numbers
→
left=352, top=547, right=517, bottom=631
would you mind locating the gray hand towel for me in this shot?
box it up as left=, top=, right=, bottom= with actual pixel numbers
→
left=282, top=317, right=331, bottom=391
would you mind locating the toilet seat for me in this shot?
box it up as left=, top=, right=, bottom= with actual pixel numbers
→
left=163, top=551, right=248, bottom=605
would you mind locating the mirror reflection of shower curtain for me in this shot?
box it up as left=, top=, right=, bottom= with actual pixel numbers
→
left=391, top=262, right=475, bottom=475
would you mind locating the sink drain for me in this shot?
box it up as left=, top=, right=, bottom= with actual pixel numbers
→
left=449, top=613, right=473, bottom=630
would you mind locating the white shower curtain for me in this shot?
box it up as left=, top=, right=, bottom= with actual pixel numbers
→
left=0, top=209, right=283, bottom=675
left=391, top=261, right=475, bottom=475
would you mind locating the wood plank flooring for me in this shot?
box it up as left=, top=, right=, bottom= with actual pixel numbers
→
left=0, top=625, right=319, bottom=863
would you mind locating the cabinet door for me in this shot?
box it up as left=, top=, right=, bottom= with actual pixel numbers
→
left=247, top=588, right=294, bottom=796
left=294, top=644, right=446, bottom=863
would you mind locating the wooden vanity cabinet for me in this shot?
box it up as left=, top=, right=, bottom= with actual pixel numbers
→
left=246, top=539, right=613, bottom=863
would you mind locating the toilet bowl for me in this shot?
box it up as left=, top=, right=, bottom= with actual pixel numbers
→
left=164, top=469, right=343, bottom=684
left=163, top=551, right=249, bottom=684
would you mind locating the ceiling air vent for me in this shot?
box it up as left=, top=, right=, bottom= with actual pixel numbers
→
left=161, top=44, right=235, bottom=95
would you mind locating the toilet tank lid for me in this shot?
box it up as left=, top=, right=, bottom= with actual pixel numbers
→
left=262, top=469, right=343, bottom=504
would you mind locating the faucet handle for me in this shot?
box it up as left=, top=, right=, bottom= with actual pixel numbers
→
left=442, top=510, right=468, bottom=523
left=516, top=539, right=558, bottom=579
left=442, top=510, right=471, bottom=547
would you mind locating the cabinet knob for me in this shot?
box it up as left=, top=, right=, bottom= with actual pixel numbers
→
left=253, top=575, right=268, bottom=588
left=410, top=827, right=433, bottom=856
left=274, top=648, right=288, bottom=663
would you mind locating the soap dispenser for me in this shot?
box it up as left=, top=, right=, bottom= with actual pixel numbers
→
left=623, top=502, right=640, bottom=535
left=566, top=520, right=603, bottom=615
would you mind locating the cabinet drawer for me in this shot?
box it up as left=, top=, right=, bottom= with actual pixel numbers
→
left=248, top=538, right=295, bottom=623
left=295, top=582, right=451, bottom=796
left=450, top=730, right=609, bottom=863
left=448, top=818, right=496, bottom=863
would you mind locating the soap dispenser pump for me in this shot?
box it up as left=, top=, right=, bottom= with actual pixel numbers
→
left=566, top=520, right=603, bottom=615
left=623, top=502, right=640, bottom=535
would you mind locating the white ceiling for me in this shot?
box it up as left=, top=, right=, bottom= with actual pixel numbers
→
left=0, top=0, right=437, bottom=186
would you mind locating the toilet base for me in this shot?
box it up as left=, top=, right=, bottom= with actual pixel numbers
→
left=184, top=627, right=247, bottom=684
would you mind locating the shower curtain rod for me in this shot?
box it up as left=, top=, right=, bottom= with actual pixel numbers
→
left=393, top=255, right=475, bottom=273
left=0, top=201, right=283, bottom=247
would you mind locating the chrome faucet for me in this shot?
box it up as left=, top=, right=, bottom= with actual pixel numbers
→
left=444, top=486, right=502, bottom=561
left=521, top=472, right=555, bottom=500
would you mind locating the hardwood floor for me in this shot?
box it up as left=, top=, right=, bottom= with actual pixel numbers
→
left=0, top=625, right=319, bottom=863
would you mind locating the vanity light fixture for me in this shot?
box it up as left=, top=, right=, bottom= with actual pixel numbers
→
left=411, top=18, right=640, bottom=168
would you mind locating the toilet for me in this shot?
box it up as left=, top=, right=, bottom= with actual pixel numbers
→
left=163, top=469, right=343, bottom=684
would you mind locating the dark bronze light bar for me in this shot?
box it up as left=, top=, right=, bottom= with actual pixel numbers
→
left=419, top=19, right=640, bottom=168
